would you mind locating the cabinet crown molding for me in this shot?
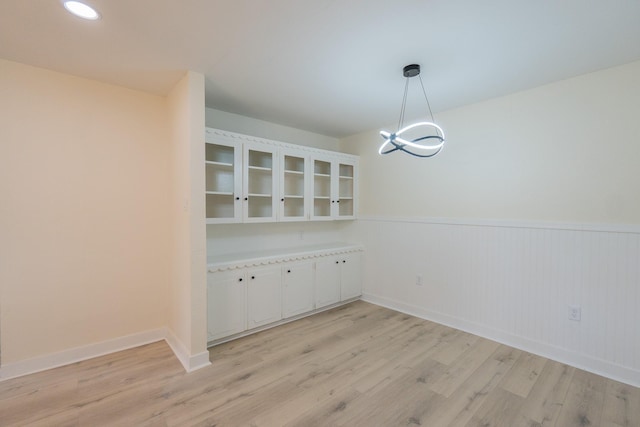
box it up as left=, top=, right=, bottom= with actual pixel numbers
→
left=205, top=127, right=358, bottom=161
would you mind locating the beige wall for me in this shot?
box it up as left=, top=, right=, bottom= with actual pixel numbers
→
left=342, top=60, right=640, bottom=225
left=0, top=59, right=170, bottom=363
left=167, top=71, right=208, bottom=361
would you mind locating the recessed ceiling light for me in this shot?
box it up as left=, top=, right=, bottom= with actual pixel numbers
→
left=63, top=1, right=100, bottom=20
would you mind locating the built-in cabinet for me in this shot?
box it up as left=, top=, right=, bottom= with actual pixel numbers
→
left=207, top=245, right=363, bottom=344
left=205, top=128, right=358, bottom=224
left=311, top=156, right=356, bottom=220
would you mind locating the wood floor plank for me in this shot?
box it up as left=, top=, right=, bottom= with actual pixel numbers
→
left=555, top=368, right=607, bottom=427
left=429, top=338, right=501, bottom=397
left=601, top=378, right=640, bottom=427
left=499, top=350, right=549, bottom=398
left=465, top=387, right=525, bottom=427
left=420, top=344, right=521, bottom=427
left=283, top=387, right=363, bottom=427
left=348, top=356, right=447, bottom=426
left=0, top=300, right=638, bottom=427
left=512, top=358, right=575, bottom=426
left=428, top=328, right=480, bottom=365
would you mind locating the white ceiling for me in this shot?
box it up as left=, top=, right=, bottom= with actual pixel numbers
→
left=2, top=0, right=640, bottom=138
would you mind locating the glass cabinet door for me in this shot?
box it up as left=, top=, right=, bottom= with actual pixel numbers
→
left=243, top=144, right=278, bottom=222
left=336, top=161, right=355, bottom=219
left=205, top=141, right=242, bottom=223
left=280, top=150, right=308, bottom=221
left=311, top=157, right=333, bottom=220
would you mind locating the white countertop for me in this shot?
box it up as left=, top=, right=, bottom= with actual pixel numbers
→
left=207, top=242, right=363, bottom=271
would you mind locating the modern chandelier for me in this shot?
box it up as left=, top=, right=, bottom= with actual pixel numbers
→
left=379, top=64, right=445, bottom=158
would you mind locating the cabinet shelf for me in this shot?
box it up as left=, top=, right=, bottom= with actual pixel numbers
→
left=284, top=170, right=304, bottom=175
left=206, top=191, right=234, bottom=196
left=314, top=173, right=331, bottom=178
left=248, top=193, right=272, bottom=198
left=206, top=160, right=234, bottom=168
left=248, top=165, right=272, bottom=172
left=339, top=175, right=353, bottom=180
left=284, top=194, right=304, bottom=199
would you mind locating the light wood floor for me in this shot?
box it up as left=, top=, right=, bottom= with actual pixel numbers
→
left=1, top=301, right=639, bottom=426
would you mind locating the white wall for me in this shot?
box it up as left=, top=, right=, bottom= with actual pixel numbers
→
left=341, top=60, right=640, bottom=387
left=207, top=222, right=352, bottom=258
left=0, top=60, right=169, bottom=370
left=206, top=108, right=340, bottom=151
left=167, top=71, right=210, bottom=371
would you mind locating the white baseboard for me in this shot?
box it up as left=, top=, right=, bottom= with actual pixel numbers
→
left=362, top=292, right=640, bottom=389
left=0, top=328, right=211, bottom=381
left=0, top=328, right=165, bottom=381
left=165, top=328, right=211, bottom=372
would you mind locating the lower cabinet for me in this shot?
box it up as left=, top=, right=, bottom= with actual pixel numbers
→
left=315, top=257, right=341, bottom=308
left=247, top=266, right=282, bottom=328
left=207, top=248, right=363, bottom=343
left=340, top=253, right=362, bottom=300
left=207, top=270, right=246, bottom=342
left=282, top=261, right=315, bottom=318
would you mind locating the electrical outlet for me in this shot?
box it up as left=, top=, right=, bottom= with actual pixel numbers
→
left=568, top=305, right=581, bottom=321
left=416, top=275, right=423, bottom=286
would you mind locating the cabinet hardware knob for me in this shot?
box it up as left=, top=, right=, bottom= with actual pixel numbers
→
left=244, top=197, right=248, bottom=201
left=235, top=196, right=240, bottom=200
left=238, top=278, right=243, bottom=282
left=337, top=200, right=340, bottom=203
left=335, top=261, right=339, bottom=264
left=281, top=198, right=285, bottom=202
left=343, top=260, right=346, bottom=263
left=251, top=275, right=255, bottom=279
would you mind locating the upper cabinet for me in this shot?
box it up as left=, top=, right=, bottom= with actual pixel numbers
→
left=205, top=128, right=358, bottom=224
left=310, top=155, right=357, bottom=220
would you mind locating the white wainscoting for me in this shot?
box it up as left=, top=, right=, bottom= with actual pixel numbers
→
left=349, top=217, right=640, bottom=387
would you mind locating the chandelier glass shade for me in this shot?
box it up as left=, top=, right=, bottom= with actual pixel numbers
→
left=379, top=64, right=445, bottom=158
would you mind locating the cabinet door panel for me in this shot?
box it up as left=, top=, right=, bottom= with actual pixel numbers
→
left=340, top=253, right=362, bottom=300
left=315, top=258, right=341, bottom=308
left=205, top=140, right=242, bottom=223
left=247, top=266, right=282, bottom=328
left=280, top=150, right=308, bottom=221
left=207, top=272, right=246, bottom=341
left=244, top=144, right=278, bottom=223
left=310, top=157, right=334, bottom=221
left=336, top=160, right=356, bottom=219
left=283, top=262, right=314, bottom=318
